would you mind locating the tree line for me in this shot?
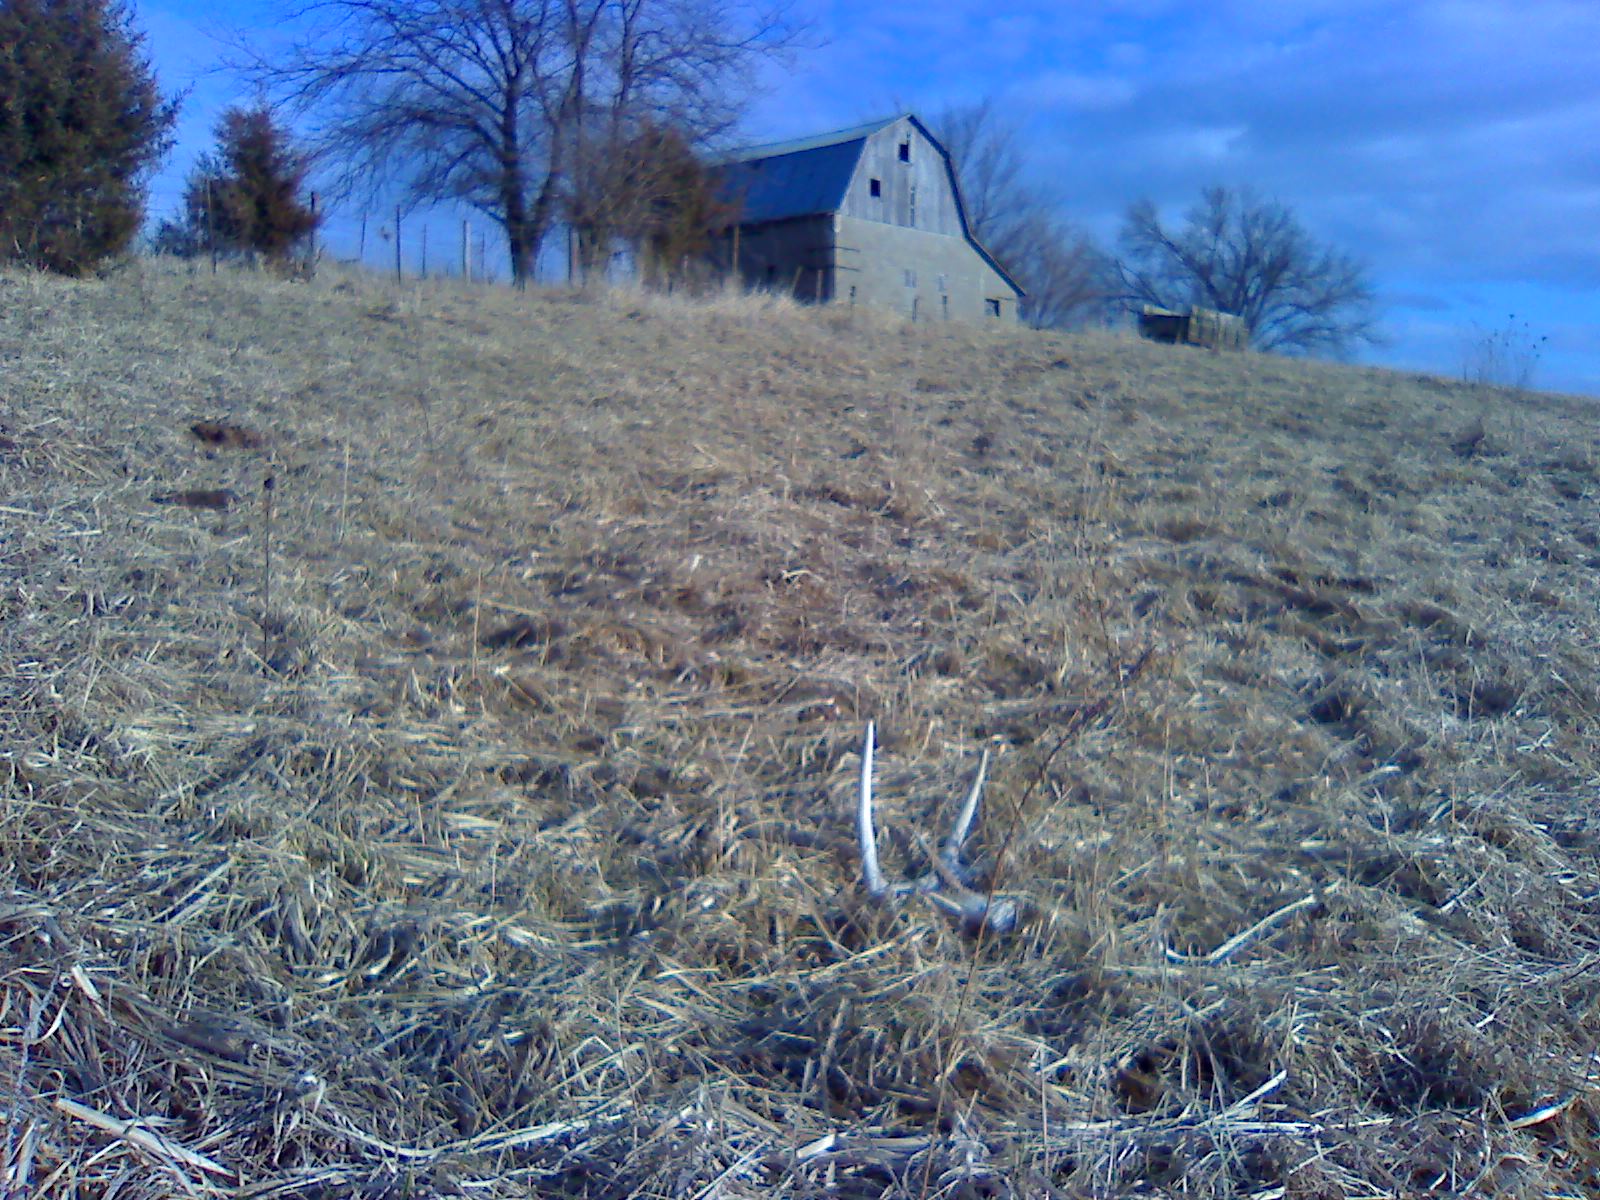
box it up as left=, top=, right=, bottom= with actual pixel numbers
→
left=1, top=0, right=1378, bottom=356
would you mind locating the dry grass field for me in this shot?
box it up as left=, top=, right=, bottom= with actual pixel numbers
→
left=2, top=259, right=1598, bottom=1198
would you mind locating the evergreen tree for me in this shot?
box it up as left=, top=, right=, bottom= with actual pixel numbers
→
left=630, top=125, right=732, bottom=291
left=569, top=122, right=731, bottom=289
left=0, top=0, right=177, bottom=274
left=177, top=106, right=320, bottom=265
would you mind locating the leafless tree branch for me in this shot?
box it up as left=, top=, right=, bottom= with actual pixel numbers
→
left=1118, top=185, right=1381, bottom=357
left=931, top=100, right=1114, bottom=330
left=234, top=0, right=805, bottom=283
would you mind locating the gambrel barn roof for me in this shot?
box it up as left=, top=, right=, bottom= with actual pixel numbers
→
left=714, top=114, right=1023, bottom=298
left=713, top=117, right=897, bottom=223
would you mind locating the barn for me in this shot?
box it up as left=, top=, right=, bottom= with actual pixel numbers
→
left=710, top=114, right=1024, bottom=322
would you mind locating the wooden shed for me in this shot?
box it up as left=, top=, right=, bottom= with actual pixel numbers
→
left=711, top=114, right=1024, bottom=322
left=1137, top=304, right=1249, bottom=351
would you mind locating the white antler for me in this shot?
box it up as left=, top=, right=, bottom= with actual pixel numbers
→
left=939, top=747, right=988, bottom=883
left=857, top=721, right=889, bottom=899
left=852, top=723, right=1019, bottom=936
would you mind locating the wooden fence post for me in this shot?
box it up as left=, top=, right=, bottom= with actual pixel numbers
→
left=307, top=193, right=318, bottom=272
left=206, top=180, right=218, bottom=275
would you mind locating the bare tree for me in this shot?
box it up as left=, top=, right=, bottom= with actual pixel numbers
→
left=1007, top=210, right=1114, bottom=330
left=931, top=100, right=1111, bottom=329
left=240, top=0, right=801, bottom=285
left=1118, top=186, right=1379, bottom=356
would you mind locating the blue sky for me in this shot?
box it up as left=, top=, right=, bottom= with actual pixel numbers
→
left=138, top=0, right=1600, bottom=396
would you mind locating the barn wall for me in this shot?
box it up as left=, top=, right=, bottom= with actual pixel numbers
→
left=838, top=118, right=963, bottom=237
left=712, top=216, right=836, bottom=301
left=834, top=214, right=1018, bottom=322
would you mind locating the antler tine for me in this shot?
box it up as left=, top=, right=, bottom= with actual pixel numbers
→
left=857, top=721, right=889, bottom=898
left=939, top=747, right=990, bottom=876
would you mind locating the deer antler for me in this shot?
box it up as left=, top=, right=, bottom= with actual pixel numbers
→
left=857, top=721, right=890, bottom=899
left=854, top=723, right=1019, bottom=935
left=940, top=746, right=988, bottom=886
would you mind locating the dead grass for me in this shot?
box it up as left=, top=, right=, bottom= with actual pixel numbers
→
left=1, top=256, right=1598, bottom=1197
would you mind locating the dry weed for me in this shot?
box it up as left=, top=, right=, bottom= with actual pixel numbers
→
left=1, top=260, right=1597, bottom=1197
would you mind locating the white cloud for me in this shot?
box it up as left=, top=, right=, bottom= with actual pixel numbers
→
left=1023, top=71, right=1138, bottom=113
left=1152, top=125, right=1249, bottom=164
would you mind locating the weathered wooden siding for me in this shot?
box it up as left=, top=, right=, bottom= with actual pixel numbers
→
left=1137, top=304, right=1249, bottom=350
left=710, top=216, right=836, bottom=301
left=837, top=118, right=963, bottom=237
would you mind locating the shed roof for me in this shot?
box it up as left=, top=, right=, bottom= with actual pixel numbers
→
left=715, top=116, right=900, bottom=224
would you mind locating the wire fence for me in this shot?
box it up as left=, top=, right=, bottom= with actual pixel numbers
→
left=141, top=182, right=524, bottom=285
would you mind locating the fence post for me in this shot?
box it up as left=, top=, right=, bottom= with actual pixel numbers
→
left=307, top=192, right=318, bottom=272
left=358, top=212, right=367, bottom=263
left=394, top=205, right=403, bottom=285
left=206, top=180, right=217, bottom=275
left=421, top=223, right=428, bottom=279
left=462, top=220, right=471, bottom=281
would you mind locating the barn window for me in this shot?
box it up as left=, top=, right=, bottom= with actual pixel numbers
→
left=898, top=140, right=911, bottom=162
left=985, top=298, right=1001, bottom=318
left=937, top=273, right=948, bottom=293
left=908, top=184, right=916, bottom=225
left=869, top=178, right=881, bottom=198
left=903, top=269, right=917, bottom=287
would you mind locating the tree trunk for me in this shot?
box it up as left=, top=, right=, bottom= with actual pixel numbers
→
left=499, top=89, right=542, bottom=289
left=577, top=223, right=609, bottom=282
left=503, top=178, right=536, bottom=287
left=522, top=174, right=561, bottom=285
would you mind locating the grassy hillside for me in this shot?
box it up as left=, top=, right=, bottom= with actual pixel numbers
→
left=2, top=261, right=1597, bottom=1198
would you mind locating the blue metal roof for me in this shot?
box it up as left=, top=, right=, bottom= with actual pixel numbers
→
left=718, top=116, right=900, bottom=163
left=714, top=116, right=901, bottom=224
